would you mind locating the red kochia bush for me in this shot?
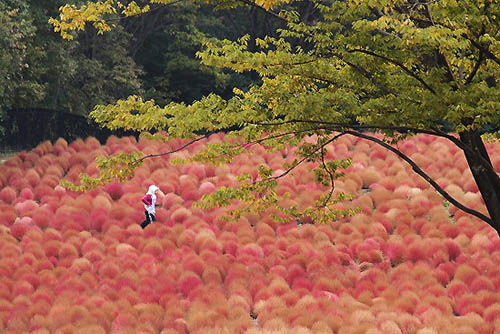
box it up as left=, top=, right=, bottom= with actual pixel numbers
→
left=454, top=264, right=480, bottom=286
left=15, top=199, right=39, bottom=216
left=12, top=280, right=35, bottom=299
left=99, top=262, right=120, bottom=279
left=448, top=281, right=471, bottom=302
left=237, top=243, right=264, bottom=258
left=0, top=186, right=17, bottom=204
left=19, top=188, right=34, bottom=200
left=483, top=303, right=500, bottom=322
left=143, top=239, right=163, bottom=257
left=58, top=243, right=78, bottom=259
left=202, top=267, right=222, bottom=285
left=25, top=169, right=41, bottom=187
left=10, top=217, right=41, bottom=239
left=171, top=207, right=191, bottom=223
left=178, top=271, right=203, bottom=296
left=182, top=254, right=206, bottom=276
left=199, top=181, right=215, bottom=196
left=32, top=184, right=56, bottom=201
left=103, top=181, right=124, bottom=200
left=162, top=193, right=183, bottom=209
left=469, top=276, right=495, bottom=293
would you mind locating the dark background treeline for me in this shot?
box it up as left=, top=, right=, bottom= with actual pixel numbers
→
left=0, top=108, right=138, bottom=151
left=0, top=0, right=295, bottom=150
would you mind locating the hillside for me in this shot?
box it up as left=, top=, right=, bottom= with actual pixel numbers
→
left=0, top=133, right=499, bottom=334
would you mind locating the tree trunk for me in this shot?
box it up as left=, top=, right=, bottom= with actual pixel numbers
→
left=459, top=130, right=500, bottom=235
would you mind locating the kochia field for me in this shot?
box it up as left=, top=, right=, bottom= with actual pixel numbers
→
left=0, top=133, right=499, bottom=334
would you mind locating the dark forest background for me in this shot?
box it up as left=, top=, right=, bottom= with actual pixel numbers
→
left=0, top=0, right=295, bottom=149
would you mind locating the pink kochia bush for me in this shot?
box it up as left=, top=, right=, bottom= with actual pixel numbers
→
left=0, top=134, right=499, bottom=333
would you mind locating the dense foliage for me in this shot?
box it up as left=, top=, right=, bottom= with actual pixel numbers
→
left=0, top=0, right=267, bottom=129
left=50, top=0, right=500, bottom=233
left=0, top=2, right=44, bottom=120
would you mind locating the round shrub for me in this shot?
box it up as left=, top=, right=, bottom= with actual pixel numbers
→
left=0, top=187, right=17, bottom=204
left=104, top=181, right=124, bottom=201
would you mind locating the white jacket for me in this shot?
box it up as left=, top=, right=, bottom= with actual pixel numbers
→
left=144, top=185, right=159, bottom=215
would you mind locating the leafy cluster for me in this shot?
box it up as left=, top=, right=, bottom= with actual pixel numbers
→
left=195, top=164, right=358, bottom=224
left=61, top=151, right=143, bottom=191
left=53, top=0, right=500, bottom=225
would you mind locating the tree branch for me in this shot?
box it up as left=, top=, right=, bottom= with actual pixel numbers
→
left=251, top=119, right=443, bottom=137
left=337, top=56, right=399, bottom=96
left=407, top=15, right=500, bottom=67
left=347, top=48, right=436, bottom=94
left=319, top=145, right=336, bottom=207
left=468, top=38, right=500, bottom=67
left=267, top=133, right=345, bottom=182
left=465, top=49, right=484, bottom=85
left=345, top=130, right=492, bottom=225
left=251, top=119, right=499, bottom=182
left=245, top=126, right=328, bottom=147
left=132, top=134, right=211, bottom=165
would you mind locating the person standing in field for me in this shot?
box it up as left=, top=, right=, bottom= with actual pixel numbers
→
left=140, top=185, right=165, bottom=229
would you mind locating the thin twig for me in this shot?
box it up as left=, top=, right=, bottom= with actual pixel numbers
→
left=319, top=144, right=336, bottom=207
left=131, top=134, right=211, bottom=165
left=245, top=126, right=328, bottom=147
left=261, top=132, right=345, bottom=182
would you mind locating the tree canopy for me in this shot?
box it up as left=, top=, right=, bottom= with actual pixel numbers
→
left=51, top=0, right=500, bottom=233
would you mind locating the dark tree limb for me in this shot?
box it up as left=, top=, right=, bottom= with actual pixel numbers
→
left=252, top=119, right=499, bottom=179
left=465, top=49, right=484, bottom=85
left=459, top=131, right=500, bottom=233
left=468, top=38, right=500, bottom=66
left=337, top=56, right=400, bottom=97
left=347, top=48, right=436, bottom=94
left=345, top=130, right=492, bottom=225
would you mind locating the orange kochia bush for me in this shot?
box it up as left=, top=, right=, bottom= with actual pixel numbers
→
left=0, top=134, right=499, bottom=333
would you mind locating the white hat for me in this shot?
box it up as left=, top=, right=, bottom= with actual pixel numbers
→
left=147, top=185, right=160, bottom=194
